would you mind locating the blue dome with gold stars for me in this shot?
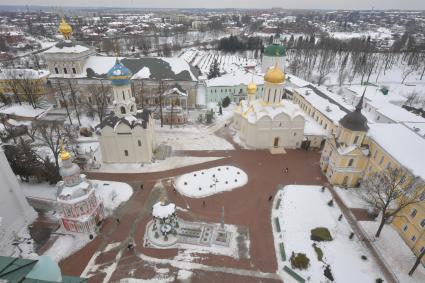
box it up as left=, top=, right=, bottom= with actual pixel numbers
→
left=107, top=58, right=132, bottom=86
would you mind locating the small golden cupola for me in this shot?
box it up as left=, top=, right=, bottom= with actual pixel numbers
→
left=59, top=17, right=73, bottom=40
left=264, top=61, right=285, bottom=84
left=247, top=82, right=257, bottom=95
left=60, top=140, right=71, bottom=161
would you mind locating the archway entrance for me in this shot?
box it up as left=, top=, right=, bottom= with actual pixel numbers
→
left=273, top=137, right=279, bottom=148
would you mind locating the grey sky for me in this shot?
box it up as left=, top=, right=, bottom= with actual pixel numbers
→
left=1, top=0, right=425, bottom=10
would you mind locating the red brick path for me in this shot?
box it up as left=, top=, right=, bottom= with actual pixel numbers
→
left=58, top=127, right=328, bottom=282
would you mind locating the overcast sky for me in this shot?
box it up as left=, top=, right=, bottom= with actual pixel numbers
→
left=1, top=0, right=425, bottom=10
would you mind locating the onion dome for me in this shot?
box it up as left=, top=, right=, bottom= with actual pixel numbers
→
left=60, top=141, right=71, bottom=161
left=264, top=43, right=286, bottom=57
left=107, top=58, right=132, bottom=86
left=247, top=82, right=257, bottom=95
left=264, top=62, right=285, bottom=84
left=339, top=91, right=369, bottom=132
left=58, top=17, right=72, bottom=40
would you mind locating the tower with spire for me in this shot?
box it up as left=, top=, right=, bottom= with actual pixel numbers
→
left=56, top=142, right=104, bottom=233
left=320, top=90, right=370, bottom=187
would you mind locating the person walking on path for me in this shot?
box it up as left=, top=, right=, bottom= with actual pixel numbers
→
left=140, top=183, right=144, bottom=190
left=268, top=195, right=273, bottom=202
left=116, top=218, right=120, bottom=224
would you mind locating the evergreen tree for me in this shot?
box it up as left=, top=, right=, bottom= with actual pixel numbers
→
left=208, top=59, right=220, bottom=79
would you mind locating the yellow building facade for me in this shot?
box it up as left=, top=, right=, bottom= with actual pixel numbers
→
left=0, top=69, right=50, bottom=102
left=320, top=95, right=425, bottom=264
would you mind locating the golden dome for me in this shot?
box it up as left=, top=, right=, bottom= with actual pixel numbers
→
left=247, top=82, right=257, bottom=95
left=264, top=62, right=285, bottom=84
left=60, top=140, right=71, bottom=161
left=59, top=18, right=73, bottom=40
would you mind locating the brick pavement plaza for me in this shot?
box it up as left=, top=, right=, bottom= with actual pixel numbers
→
left=57, top=128, right=328, bottom=282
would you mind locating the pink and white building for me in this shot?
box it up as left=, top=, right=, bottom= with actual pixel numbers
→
left=56, top=148, right=104, bottom=234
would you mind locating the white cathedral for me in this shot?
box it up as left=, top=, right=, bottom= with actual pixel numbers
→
left=234, top=62, right=306, bottom=150
left=96, top=59, right=155, bottom=164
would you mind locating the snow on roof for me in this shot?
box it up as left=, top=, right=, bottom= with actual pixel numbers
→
left=206, top=72, right=263, bottom=87
left=347, top=85, right=407, bottom=104
left=84, top=56, right=119, bottom=76
left=239, top=99, right=305, bottom=124
left=0, top=104, right=46, bottom=118
left=0, top=68, right=50, bottom=80
left=368, top=123, right=425, bottom=179
left=285, top=74, right=310, bottom=88
left=132, top=66, right=151, bottom=79
left=296, top=87, right=351, bottom=123
left=161, top=57, right=197, bottom=81
left=376, top=103, right=425, bottom=123
left=404, top=122, right=425, bottom=139
left=44, top=44, right=90, bottom=54
left=152, top=202, right=176, bottom=219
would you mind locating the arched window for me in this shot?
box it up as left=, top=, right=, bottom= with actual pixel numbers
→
left=121, top=106, right=126, bottom=114
left=122, top=91, right=125, bottom=100
left=348, top=159, right=354, bottom=167
left=54, top=67, right=59, bottom=74
left=124, top=150, right=128, bottom=156
left=138, top=140, right=141, bottom=147
left=63, top=68, right=67, bottom=74
left=130, top=105, right=134, bottom=112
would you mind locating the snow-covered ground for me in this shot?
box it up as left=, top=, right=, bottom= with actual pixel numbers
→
left=359, top=221, right=425, bottom=283
left=0, top=103, right=48, bottom=118
left=334, top=187, right=368, bottom=209
left=174, top=166, right=248, bottom=198
left=156, top=127, right=233, bottom=151
left=273, top=185, right=383, bottom=283
left=92, top=156, right=225, bottom=173
left=43, top=233, right=91, bottom=262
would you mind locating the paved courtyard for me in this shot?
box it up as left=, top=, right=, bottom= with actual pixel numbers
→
left=57, top=126, right=328, bottom=282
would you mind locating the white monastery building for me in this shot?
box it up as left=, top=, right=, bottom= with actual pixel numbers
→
left=234, top=62, right=306, bottom=150
left=96, top=59, right=155, bottom=164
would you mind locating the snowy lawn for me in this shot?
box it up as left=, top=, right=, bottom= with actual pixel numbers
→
left=174, top=166, right=248, bottom=198
left=334, top=186, right=368, bottom=209
left=359, top=221, right=425, bottom=283
left=95, top=181, right=133, bottom=216
left=273, top=185, right=383, bottom=283
left=43, top=233, right=91, bottom=262
left=156, top=130, right=233, bottom=151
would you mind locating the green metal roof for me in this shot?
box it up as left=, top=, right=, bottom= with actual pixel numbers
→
left=0, top=256, right=88, bottom=283
left=264, top=44, right=286, bottom=57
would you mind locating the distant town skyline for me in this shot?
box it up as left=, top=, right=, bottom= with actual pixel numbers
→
left=1, top=0, right=425, bottom=10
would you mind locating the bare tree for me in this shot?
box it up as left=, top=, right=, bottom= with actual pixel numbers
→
left=409, top=249, right=425, bottom=276
left=85, top=81, right=112, bottom=122
left=3, top=70, right=23, bottom=105
left=157, top=80, right=167, bottom=127
left=66, top=79, right=81, bottom=126
left=34, top=121, right=65, bottom=170
left=404, top=91, right=419, bottom=107
left=360, top=167, right=424, bottom=238
left=401, top=63, right=417, bottom=84
left=54, top=81, right=73, bottom=125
